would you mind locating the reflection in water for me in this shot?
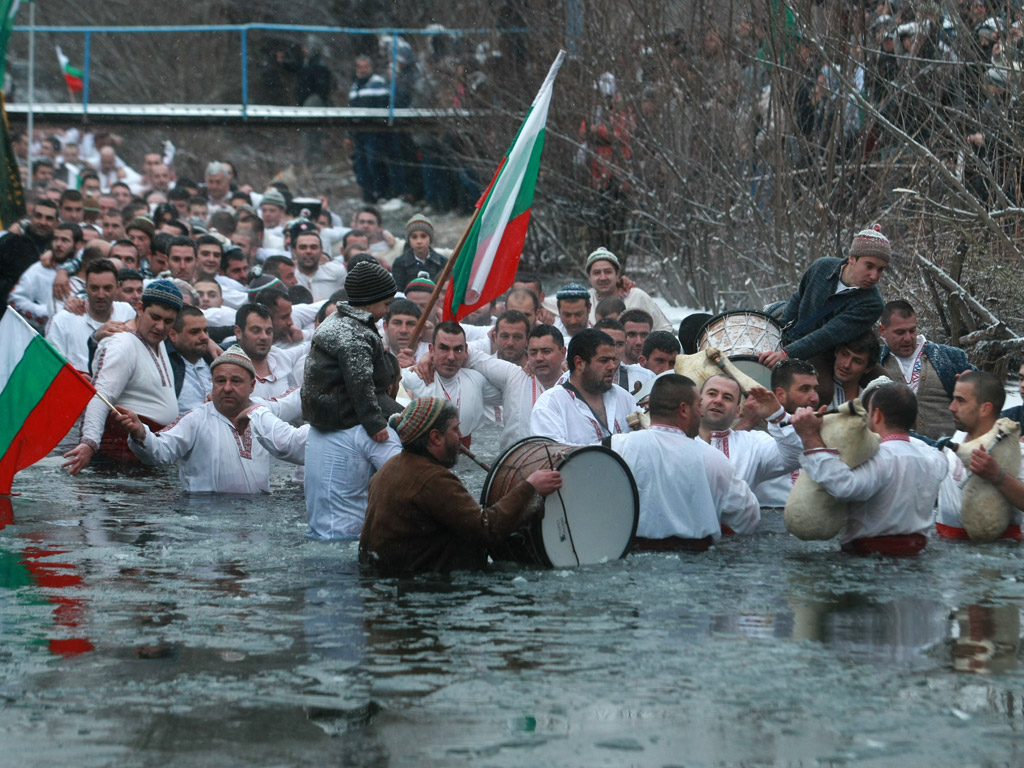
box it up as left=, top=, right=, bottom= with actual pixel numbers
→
left=953, top=605, right=1022, bottom=675
left=11, top=428, right=1024, bottom=765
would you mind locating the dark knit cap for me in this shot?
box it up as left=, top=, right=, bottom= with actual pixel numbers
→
left=127, top=216, right=155, bottom=239
left=388, top=396, right=447, bottom=445
left=142, top=279, right=184, bottom=311
left=405, top=271, right=436, bottom=294
left=849, top=224, right=891, bottom=262
left=345, top=260, right=397, bottom=306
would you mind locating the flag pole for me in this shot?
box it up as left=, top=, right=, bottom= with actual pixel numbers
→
left=406, top=203, right=482, bottom=350
left=24, top=0, right=33, bottom=190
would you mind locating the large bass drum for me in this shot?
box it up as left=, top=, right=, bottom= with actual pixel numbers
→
left=697, top=310, right=783, bottom=358
left=480, top=437, right=639, bottom=568
left=697, top=310, right=783, bottom=389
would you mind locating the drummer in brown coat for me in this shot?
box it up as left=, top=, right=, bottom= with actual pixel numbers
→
left=359, top=397, right=563, bottom=575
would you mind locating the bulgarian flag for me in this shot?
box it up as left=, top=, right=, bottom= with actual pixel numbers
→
left=56, top=45, right=84, bottom=94
left=0, top=310, right=95, bottom=495
left=443, top=50, right=565, bottom=322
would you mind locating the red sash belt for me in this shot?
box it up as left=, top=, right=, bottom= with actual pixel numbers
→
left=99, top=412, right=165, bottom=463
left=842, top=533, right=927, bottom=557
left=935, top=522, right=1023, bottom=541
left=633, top=535, right=714, bottom=553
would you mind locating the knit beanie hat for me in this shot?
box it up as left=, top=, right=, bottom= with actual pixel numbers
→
left=556, top=282, right=591, bottom=301
left=405, top=213, right=434, bottom=240
left=210, top=344, right=256, bottom=378
left=141, top=279, right=183, bottom=311
left=849, top=224, right=891, bottom=262
left=405, top=271, right=436, bottom=294
left=585, top=246, right=620, bottom=274
left=345, top=260, right=397, bottom=305
left=388, top=396, right=448, bottom=445
left=261, top=188, right=287, bottom=209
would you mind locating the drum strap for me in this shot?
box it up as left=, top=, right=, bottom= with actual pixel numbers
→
left=563, top=382, right=611, bottom=438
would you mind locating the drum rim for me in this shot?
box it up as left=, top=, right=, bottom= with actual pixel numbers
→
left=697, top=309, right=782, bottom=343
left=480, top=436, right=640, bottom=565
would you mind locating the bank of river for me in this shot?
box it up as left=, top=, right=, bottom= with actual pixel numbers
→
left=4, top=422, right=1024, bottom=767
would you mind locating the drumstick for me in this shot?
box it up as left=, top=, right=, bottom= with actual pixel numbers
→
left=777, top=405, right=838, bottom=428
left=459, top=444, right=491, bottom=472
left=543, top=443, right=580, bottom=567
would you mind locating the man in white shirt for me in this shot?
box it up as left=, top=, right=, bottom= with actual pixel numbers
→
left=383, top=298, right=430, bottom=362
left=46, top=258, right=135, bottom=375
left=753, top=358, right=821, bottom=507
left=611, top=373, right=759, bottom=551
left=64, top=280, right=185, bottom=473
left=10, top=222, right=82, bottom=331
left=121, top=345, right=307, bottom=493
left=531, top=328, right=639, bottom=445
left=292, top=229, right=346, bottom=300
left=697, top=374, right=803, bottom=491
left=790, top=382, right=947, bottom=555
left=584, top=247, right=672, bottom=332
left=594, top=317, right=654, bottom=394
left=465, top=324, right=567, bottom=451
left=938, top=371, right=1024, bottom=541
left=234, top=303, right=301, bottom=399
left=401, top=321, right=501, bottom=446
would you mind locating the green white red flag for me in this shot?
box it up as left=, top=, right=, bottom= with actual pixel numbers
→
left=0, top=309, right=95, bottom=495
left=443, top=50, right=565, bottom=322
left=56, top=45, right=84, bottom=94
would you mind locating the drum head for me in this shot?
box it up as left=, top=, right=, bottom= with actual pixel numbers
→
left=729, top=355, right=774, bottom=390
left=697, top=310, right=782, bottom=357
left=542, top=446, right=639, bottom=567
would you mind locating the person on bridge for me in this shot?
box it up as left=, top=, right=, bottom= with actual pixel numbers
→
left=344, top=55, right=391, bottom=204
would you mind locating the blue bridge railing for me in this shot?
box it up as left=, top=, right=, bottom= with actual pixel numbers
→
left=11, top=24, right=528, bottom=121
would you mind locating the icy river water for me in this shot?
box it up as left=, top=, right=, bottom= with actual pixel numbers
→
left=5, top=422, right=1024, bottom=767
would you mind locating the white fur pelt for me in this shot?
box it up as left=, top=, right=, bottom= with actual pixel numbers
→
left=674, top=348, right=763, bottom=394
left=956, top=418, right=1022, bottom=542
left=784, top=400, right=881, bottom=540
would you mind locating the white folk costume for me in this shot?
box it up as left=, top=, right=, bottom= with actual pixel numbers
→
left=937, top=431, right=1024, bottom=540
left=753, top=422, right=802, bottom=507
left=587, top=286, right=673, bottom=332
left=400, top=367, right=500, bottom=443
left=46, top=301, right=136, bottom=373
left=295, top=258, right=347, bottom=301
left=128, top=401, right=308, bottom=493
left=611, top=425, right=760, bottom=541
left=10, top=261, right=59, bottom=328
left=213, top=275, right=249, bottom=309
left=465, top=347, right=548, bottom=451
left=800, top=435, right=947, bottom=547
left=81, top=330, right=180, bottom=459
left=531, top=381, right=639, bottom=446
left=616, top=362, right=655, bottom=394
left=253, top=345, right=305, bottom=399
left=703, top=411, right=803, bottom=490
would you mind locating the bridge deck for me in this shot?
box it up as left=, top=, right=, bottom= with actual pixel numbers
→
left=4, top=103, right=475, bottom=127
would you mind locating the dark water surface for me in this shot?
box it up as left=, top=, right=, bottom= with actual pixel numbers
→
left=4, top=424, right=1024, bottom=767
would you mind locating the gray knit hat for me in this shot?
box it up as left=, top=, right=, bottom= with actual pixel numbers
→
left=210, top=344, right=256, bottom=378
left=585, top=247, right=620, bottom=274
left=141, top=279, right=183, bottom=311
left=345, top=260, right=397, bottom=306
left=405, top=213, right=434, bottom=239
left=261, top=188, right=287, bottom=209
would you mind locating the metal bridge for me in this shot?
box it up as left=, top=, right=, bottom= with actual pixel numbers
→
left=7, top=23, right=523, bottom=126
